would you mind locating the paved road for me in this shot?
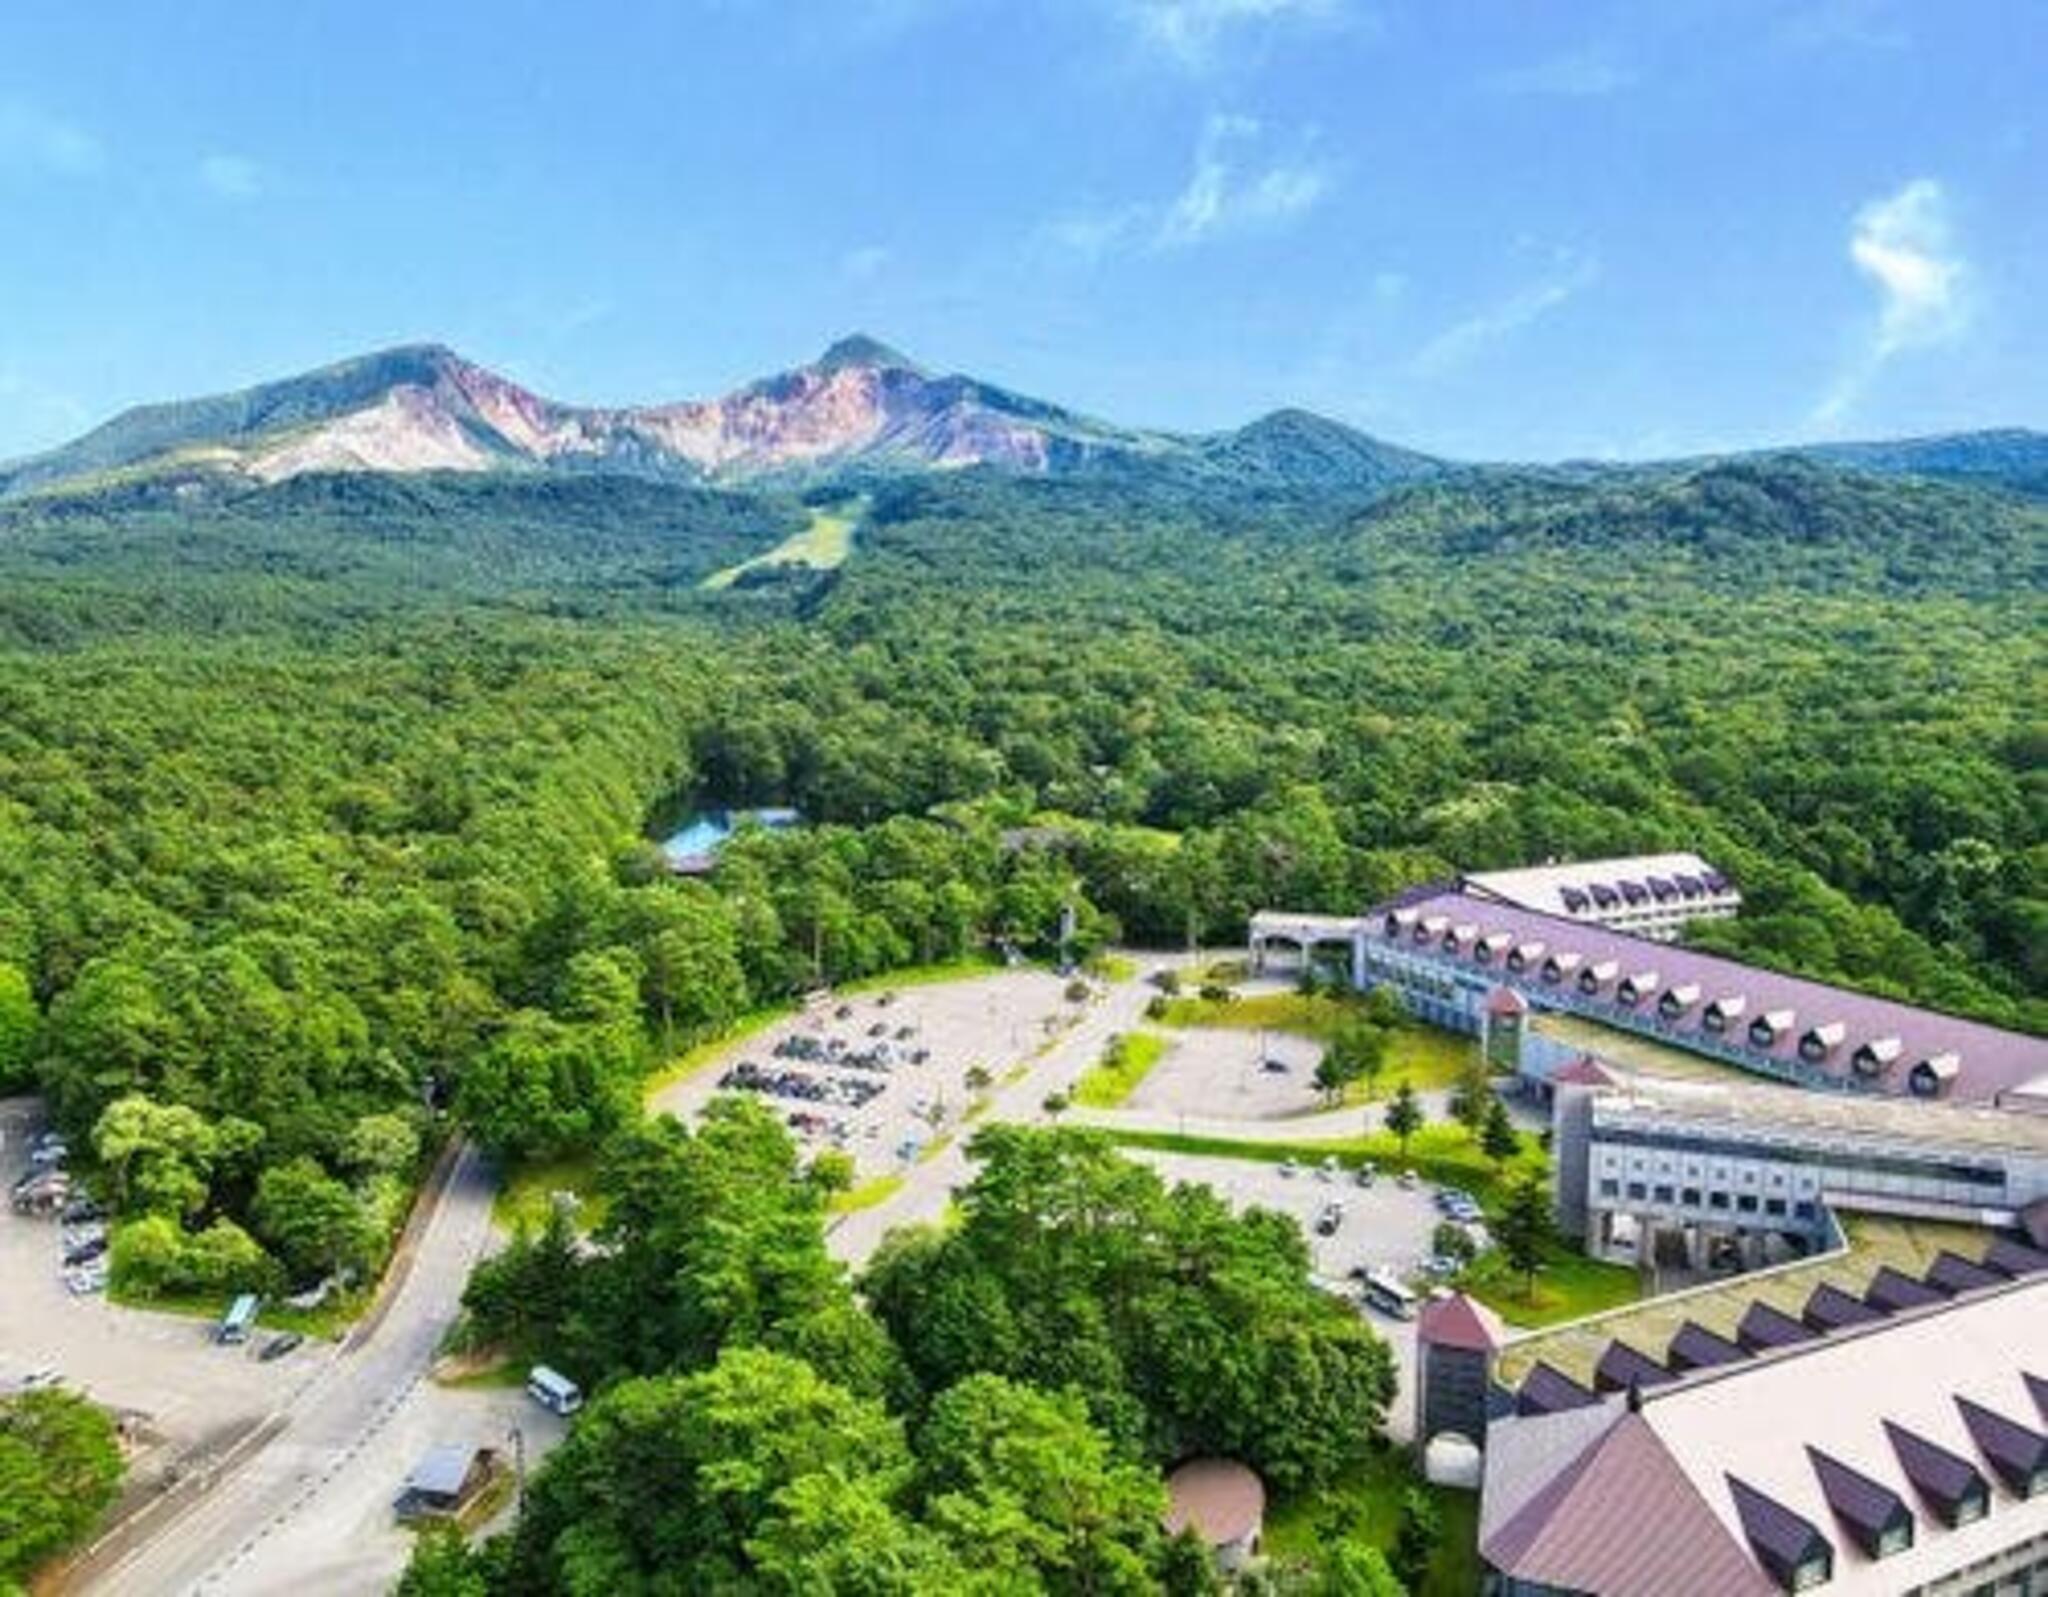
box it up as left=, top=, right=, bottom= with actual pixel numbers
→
left=78, top=1142, right=504, bottom=1597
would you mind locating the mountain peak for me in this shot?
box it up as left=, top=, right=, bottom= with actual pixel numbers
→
left=815, top=334, right=922, bottom=375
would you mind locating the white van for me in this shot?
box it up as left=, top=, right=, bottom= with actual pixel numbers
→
left=527, top=1364, right=583, bottom=1416
left=1361, top=1270, right=1418, bottom=1320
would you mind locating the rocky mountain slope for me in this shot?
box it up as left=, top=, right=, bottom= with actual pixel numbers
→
left=2, top=336, right=2039, bottom=502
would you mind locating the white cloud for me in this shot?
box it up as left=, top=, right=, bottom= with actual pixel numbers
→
left=1124, top=0, right=1347, bottom=70
left=1410, top=250, right=1600, bottom=377
left=1484, top=47, right=1636, bottom=98
left=840, top=244, right=891, bottom=281
left=1814, top=178, right=1968, bottom=424
left=198, top=153, right=262, bottom=200
left=1048, top=115, right=1331, bottom=259
left=0, top=99, right=103, bottom=178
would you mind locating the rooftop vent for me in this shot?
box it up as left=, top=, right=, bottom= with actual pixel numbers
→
left=1736, top=1301, right=1818, bottom=1353
left=1953, top=1395, right=2047, bottom=1498
left=1883, top=1420, right=1991, bottom=1528
left=1807, top=1447, right=1914, bottom=1560
left=1703, top=870, right=1733, bottom=892
left=1727, top=1474, right=1834, bottom=1594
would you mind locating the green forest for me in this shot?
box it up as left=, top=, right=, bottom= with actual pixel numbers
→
left=0, top=457, right=2040, bottom=1290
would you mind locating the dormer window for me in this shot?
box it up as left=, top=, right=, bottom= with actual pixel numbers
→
left=1808, top=1448, right=1913, bottom=1561
left=1728, top=1475, right=1834, bottom=1593
left=1578, top=960, right=1618, bottom=995
left=1619, top=879, right=1649, bottom=905
left=1416, top=915, right=1448, bottom=944
left=1382, top=910, right=1416, bottom=939
left=1616, top=970, right=1659, bottom=1006
left=1474, top=931, right=1511, bottom=963
left=1658, top=983, right=1700, bottom=1020
left=1542, top=951, right=1581, bottom=984
left=1647, top=876, right=1677, bottom=901
left=1883, top=1420, right=1991, bottom=1528
left=1507, top=940, right=1545, bottom=972
left=1674, top=873, right=1704, bottom=898
left=1560, top=886, right=1590, bottom=913
left=1750, top=1009, right=1794, bottom=1049
left=1704, top=994, right=1747, bottom=1033
left=1852, top=1037, right=1902, bottom=1076
left=1909, top=1053, right=1960, bottom=1098
left=1799, top=1022, right=1846, bottom=1062
left=1588, top=882, right=1619, bottom=908
left=1443, top=922, right=1476, bottom=951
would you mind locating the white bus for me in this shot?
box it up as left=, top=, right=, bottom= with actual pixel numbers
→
left=527, top=1363, right=583, bottom=1416
left=1361, top=1270, right=1418, bottom=1320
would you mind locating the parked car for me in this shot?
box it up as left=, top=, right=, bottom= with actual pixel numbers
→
left=17, top=1366, right=62, bottom=1391
left=62, top=1236, right=108, bottom=1268
left=1278, top=1158, right=1298, bottom=1179
left=1314, top=1202, right=1344, bottom=1236
left=64, top=1266, right=106, bottom=1296
left=258, top=1331, right=304, bottom=1362
left=1353, top=1164, right=1377, bottom=1188
left=60, top=1198, right=106, bottom=1226
left=29, top=1143, right=67, bottom=1169
left=1260, top=1056, right=1289, bottom=1074
left=1397, top=1169, right=1419, bottom=1189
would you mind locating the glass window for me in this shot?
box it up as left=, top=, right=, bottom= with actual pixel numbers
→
left=1737, top=1194, right=1758, bottom=1213
left=1627, top=1182, right=1646, bottom=1201
left=1599, top=1180, right=1619, bottom=1198
left=1654, top=1184, right=1674, bottom=1203
left=1682, top=1187, right=1701, bottom=1206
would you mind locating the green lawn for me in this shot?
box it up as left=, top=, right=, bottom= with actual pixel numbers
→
left=1458, top=1243, right=1643, bottom=1329
left=1155, top=993, right=1479, bottom=1097
left=1264, top=1447, right=1481, bottom=1597
left=106, top=1281, right=365, bottom=1341
left=837, top=954, right=1003, bottom=994
left=491, top=1152, right=607, bottom=1234
left=1072, top=1030, right=1168, bottom=1108
left=1102, top=1121, right=1543, bottom=1204
left=827, top=1173, right=906, bottom=1214
left=642, top=1001, right=798, bottom=1099
left=700, top=505, right=856, bottom=590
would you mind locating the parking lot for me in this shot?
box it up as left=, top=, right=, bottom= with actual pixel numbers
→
left=652, top=968, right=1085, bottom=1181
left=0, top=1098, right=310, bottom=1483
left=1119, top=1024, right=1329, bottom=1120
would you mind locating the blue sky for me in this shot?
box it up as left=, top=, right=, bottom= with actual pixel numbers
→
left=1, top=0, right=2041, bottom=461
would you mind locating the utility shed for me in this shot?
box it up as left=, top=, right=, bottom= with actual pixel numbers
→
left=394, top=1443, right=496, bottom=1522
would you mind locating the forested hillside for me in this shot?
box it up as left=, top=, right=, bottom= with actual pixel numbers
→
left=0, top=455, right=2039, bottom=1291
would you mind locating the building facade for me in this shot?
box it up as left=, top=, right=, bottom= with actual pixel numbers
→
left=1463, top=852, right=1740, bottom=942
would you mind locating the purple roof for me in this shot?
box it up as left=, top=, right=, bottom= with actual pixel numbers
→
left=1866, top=1266, right=1948, bottom=1314
left=1736, top=1301, right=1818, bottom=1353
left=1985, top=1237, right=2048, bottom=1278
left=1594, top=1340, right=1674, bottom=1394
left=1668, top=1321, right=1748, bottom=1373
left=1517, top=1361, right=1602, bottom=1416
left=1925, top=1251, right=2006, bottom=1297
left=1883, top=1420, right=1989, bottom=1525
left=1804, top=1282, right=1886, bottom=1332
left=1378, top=889, right=2048, bottom=1105
left=1954, top=1395, right=2046, bottom=1495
